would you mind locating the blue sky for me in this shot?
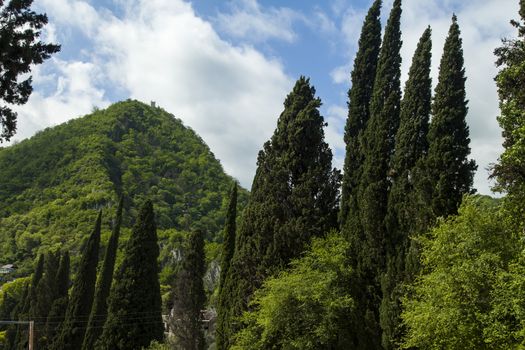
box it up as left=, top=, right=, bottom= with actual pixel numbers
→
left=11, top=0, right=520, bottom=194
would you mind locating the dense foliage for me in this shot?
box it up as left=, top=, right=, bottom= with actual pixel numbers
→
left=401, top=196, right=525, bottom=349
left=380, top=27, right=432, bottom=349
left=53, top=212, right=101, bottom=350
left=416, top=15, right=476, bottom=224
left=354, top=0, right=403, bottom=346
left=82, top=198, right=123, bottom=350
left=340, top=0, right=381, bottom=228
left=232, top=233, right=354, bottom=350
left=216, top=183, right=238, bottom=347
left=171, top=230, right=207, bottom=350
left=98, top=201, right=164, bottom=350
left=0, top=0, right=60, bottom=142
left=218, top=76, right=341, bottom=349
left=0, top=99, right=248, bottom=277
left=492, top=0, right=525, bottom=229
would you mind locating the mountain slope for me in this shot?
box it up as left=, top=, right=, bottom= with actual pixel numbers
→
left=0, top=100, right=247, bottom=276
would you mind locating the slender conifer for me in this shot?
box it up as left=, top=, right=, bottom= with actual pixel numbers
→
left=82, top=198, right=123, bottom=350
left=381, top=27, right=432, bottom=350
left=98, top=201, right=164, bottom=350
left=53, top=212, right=101, bottom=350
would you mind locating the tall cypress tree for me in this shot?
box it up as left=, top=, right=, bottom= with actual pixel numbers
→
left=216, top=183, right=237, bottom=348
left=380, top=27, right=432, bottom=350
left=98, top=200, right=164, bottom=350
left=416, top=15, right=476, bottom=224
left=82, top=197, right=123, bottom=350
left=492, top=0, right=525, bottom=228
left=218, top=77, right=341, bottom=349
left=15, top=254, right=44, bottom=350
left=356, top=0, right=403, bottom=347
left=53, top=211, right=101, bottom=350
left=340, top=0, right=382, bottom=229
left=47, top=251, right=70, bottom=346
left=33, top=251, right=60, bottom=349
left=171, top=230, right=207, bottom=350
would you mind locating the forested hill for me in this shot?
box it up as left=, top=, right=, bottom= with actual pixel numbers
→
left=0, top=99, right=247, bottom=276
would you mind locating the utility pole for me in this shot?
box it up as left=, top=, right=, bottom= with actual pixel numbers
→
left=0, top=320, right=34, bottom=350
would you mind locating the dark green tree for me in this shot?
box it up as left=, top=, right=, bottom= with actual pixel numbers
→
left=33, top=251, right=60, bottom=348
left=47, top=251, right=70, bottom=346
left=340, top=0, right=382, bottom=228
left=14, top=254, right=44, bottom=349
left=0, top=0, right=60, bottom=142
left=492, top=0, right=525, bottom=229
left=53, top=212, right=101, bottom=350
left=82, top=198, right=123, bottom=350
left=98, top=200, right=164, bottom=350
left=416, top=15, right=476, bottom=224
left=219, top=77, right=341, bottom=349
left=380, top=27, right=432, bottom=350
left=216, top=183, right=237, bottom=348
left=171, top=230, right=206, bottom=350
left=354, top=0, right=403, bottom=347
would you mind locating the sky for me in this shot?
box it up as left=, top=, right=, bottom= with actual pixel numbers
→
left=8, top=0, right=520, bottom=194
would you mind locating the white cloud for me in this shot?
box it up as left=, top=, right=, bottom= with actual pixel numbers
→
left=215, top=0, right=300, bottom=43
left=10, top=0, right=294, bottom=188
left=12, top=59, right=109, bottom=142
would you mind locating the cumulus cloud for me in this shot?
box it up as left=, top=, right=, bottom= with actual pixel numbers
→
left=215, top=0, right=300, bottom=43
left=12, top=59, right=109, bottom=142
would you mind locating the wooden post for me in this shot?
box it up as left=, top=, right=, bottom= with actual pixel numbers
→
left=28, top=320, right=34, bottom=350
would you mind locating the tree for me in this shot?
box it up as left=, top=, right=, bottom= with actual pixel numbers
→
left=219, top=76, right=341, bottom=349
left=0, top=0, right=60, bottom=142
left=402, top=196, right=519, bottom=349
left=492, top=0, right=525, bottom=230
left=355, top=0, right=403, bottom=346
left=98, top=200, right=164, bottom=350
left=416, top=15, right=476, bottom=224
left=82, top=197, right=123, bottom=350
left=340, top=0, right=382, bottom=228
left=47, top=251, right=70, bottom=347
left=14, top=254, right=44, bottom=349
left=232, top=233, right=354, bottom=350
left=53, top=212, right=101, bottom=350
left=216, top=183, right=237, bottom=347
left=33, top=251, right=60, bottom=348
left=171, top=230, right=206, bottom=350
left=380, top=27, right=432, bottom=349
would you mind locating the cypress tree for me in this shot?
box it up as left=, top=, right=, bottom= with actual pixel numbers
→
left=14, top=254, right=44, bottom=350
left=171, top=230, right=207, bottom=350
left=492, top=0, right=525, bottom=228
left=416, top=15, right=476, bottom=224
left=47, top=251, right=70, bottom=346
left=54, top=211, right=101, bottom=350
left=98, top=200, right=164, bottom=350
left=82, top=197, right=123, bottom=350
left=33, top=251, right=60, bottom=348
left=340, top=0, right=382, bottom=228
left=356, top=0, right=403, bottom=346
left=218, top=76, right=341, bottom=349
left=380, top=27, right=432, bottom=350
left=216, top=183, right=237, bottom=348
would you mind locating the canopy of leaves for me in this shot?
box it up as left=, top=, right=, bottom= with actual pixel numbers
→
left=232, top=233, right=354, bottom=350
left=402, top=196, right=524, bottom=350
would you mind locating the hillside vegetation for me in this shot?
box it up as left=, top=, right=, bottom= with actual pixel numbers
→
left=0, top=100, right=247, bottom=276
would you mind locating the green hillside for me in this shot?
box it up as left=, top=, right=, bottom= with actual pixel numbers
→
left=0, top=100, right=247, bottom=277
